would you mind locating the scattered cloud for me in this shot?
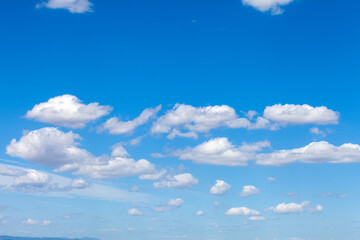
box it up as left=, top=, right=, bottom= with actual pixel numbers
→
left=225, top=207, right=260, bottom=216
left=25, top=95, right=111, bottom=128
left=319, top=193, right=348, bottom=198
left=266, top=201, right=323, bottom=214
left=99, top=105, right=161, bottom=135
left=249, top=216, right=266, bottom=221
left=310, top=127, right=327, bottom=137
left=36, top=0, right=93, bottom=13
left=263, top=104, right=339, bottom=126
left=239, top=185, right=260, bottom=197
left=153, top=173, right=198, bottom=189
left=210, top=180, right=231, bottom=195
left=196, top=210, right=205, bottom=216
left=22, top=218, right=51, bottom=225
left=266, top=177, right=277, bottom=181
left=175, top=138, right=270, bottom=166
left=155, top=198, right=184, bottom=212
left=128, top=208, right=143, bottom=216
left=242, top=0, right=294, bottom=15
left=256, top=141, right=360, bottom=166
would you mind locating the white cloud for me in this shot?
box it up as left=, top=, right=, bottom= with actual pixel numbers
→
left=239, top=185, right=260, bottom=197
left=25, top=95, right=111, bottom=128
left=175, top=137, right=270, bottom=166
left=23, top=218, right=39, bottom=225
left=128, top=208, right=143, bottom=216
left=6, top=127, right=93, bottom=167
left=139, top=169, right=167, bottom=181
left=151, top=104, right=274, bottom=138
left=196, top=211, right=205, bottom=216
left=249, top=216, right=266, bottom=221
left=36, top=0, right=93, bottom=13
left=100, top=105, right=161, bottom=135
left=242, top=0, right=294, bottom=15
left=13, top=169, right=51, bottom=191
left=153, top=173, right=198, bottom=189
left=310, top=127, right=327, bottom=137
left=70, top=178, right=89, bottom=189
left=263, top=104, right=339, bottom=126
left=75, top=157, right=156, bottom=179
left=155, top=198, right=184, bottom=212
left=42, top=220, right=51, bottom=226
left=210, top=180, right=231, bottom=195
left=319, top=192, right=348, bottom=198
left=225, top=207, right=260, bottom=216
left=268, top=201, right=323, bottom=214
left=266, top=177, right=277, bottom=181
left=111, top=144, right=130, bottom=157
left=256, top=141, right=360, bottom=166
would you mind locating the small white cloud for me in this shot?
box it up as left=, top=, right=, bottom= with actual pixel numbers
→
left=242, top=0, right=294, bottom=15
left=310, top=127, right=327, bottom=137
left=196, top=211, right=205, bottom=216
left=70, top=178, right=89, bottom=189
left=210, top=180, right=231, bottom=195
left=13, top=169, right=50, bottom=191
left=249, top=216, right=266, bottom=221
left=23, top=218, right=39, bottom=225
left=239, top=185, right=260, bottom=197
left=155, top=198, right=184, bottom=212
left=128, top=208, right=143, bottom=216
left=175, top=137, right=270, bottom=166
left=263, top=104, right=339, bottom=126
left=268, top=201, right=323, bottom=214
left=153, top=173, right=198, bottom=189
left=225, top=207, right=260, bottom=216
left=42, top=220, right=51, bottom=226
left=100, top=105, right=161, bottom=135
left=36, top=0, right=93, bottom=13
left=256, top=141, right=360, bottom=166
left=266, top=177, right=277, bottom=181
left=319, top=192, right=348, bottom=198
left=25, top=95, right=111, bottom=128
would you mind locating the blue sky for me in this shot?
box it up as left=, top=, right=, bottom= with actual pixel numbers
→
left=0, top=0, right=360, bottom=240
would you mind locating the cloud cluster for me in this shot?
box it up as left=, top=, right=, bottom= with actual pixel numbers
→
left=210, top=180, right=231, bottom=195
left=36, top=0, right=93, bottom=13
left=100, top=105, right=161, bottom=135
left=175, top=138, right=270, bottom=166
left=26, top=95, right=112, bottom=128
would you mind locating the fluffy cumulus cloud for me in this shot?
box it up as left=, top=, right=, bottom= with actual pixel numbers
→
left=36, top=0, right=93, bottom=13
left=210, top=180, right=231, bottom=195
left=6, top=127, right=94, bottom=168
left=151, top=104, right=272, bottom=139
left=128, top=208, right=143, bottom=216
left=12, top=170, right=50, bottom=191
left=25, top=95, right=112, bottom=128
left=100, top=105, right=161, bottom=135
left=256, top=141, right=360, bottom=166
left=225, top=207, right=260, bottom=216
left=155, top=198, right=184, bottom=212
left=239, top=185, right=260, bottom=197
left=242, top=0, right=294, bottom=15
left=153, top=173, right=198, bottom=189
left=175, top=137, right=270, bottom=166
left=267, top=201, right=323, bottom=214
left=263, top=104, right=339, bottom=126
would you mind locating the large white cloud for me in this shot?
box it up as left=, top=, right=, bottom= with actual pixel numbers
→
left=210, top=180, right=231, bottom=195
left=175, top=137, right=270, bottom=166
left=100, top=105, right=161, bottom=135
left=242, top=0, right=294, bottom=15
left=256, top=141, right=360, bottom=166
left=36, top=0, right=93, bottom=13
left=153, top=173, right=198, bottom=189
left=267, top=201, right=323, bottom=214
left=239, top=185, right=260, bottom=197
left=225, top=207, right=260, bottom=216
left=263, top=104, right=339, bottom=126
left=6, top=127, right=93, bottom=167
left=25, top=95, right=112, bottom=128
